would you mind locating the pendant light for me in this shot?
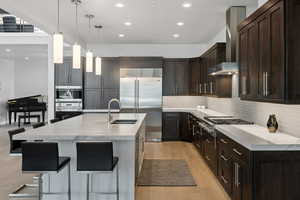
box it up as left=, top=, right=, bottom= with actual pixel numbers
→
left=72, top=0, right=81, bottom=69
left=95, top=57, right=102, bottom=75
left=94, top=25, right=103, bottom=75
left=85, top=14, right=94, bottom=73
left=53, top=0, right=63, bottom=63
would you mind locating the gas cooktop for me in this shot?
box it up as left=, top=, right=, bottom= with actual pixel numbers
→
left=204, top=116, right=253, bottom=125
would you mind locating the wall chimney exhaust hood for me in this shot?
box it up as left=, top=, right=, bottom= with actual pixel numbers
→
left=211, top=6, right=246, bottom=76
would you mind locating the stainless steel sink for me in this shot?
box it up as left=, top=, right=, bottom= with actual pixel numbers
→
left=111, top=119, right=137, bottom=124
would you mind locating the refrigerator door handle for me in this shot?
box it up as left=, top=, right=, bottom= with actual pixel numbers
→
left=134, top=79, right=138, bottom=113
left=137, top=79, right=140, bottom=112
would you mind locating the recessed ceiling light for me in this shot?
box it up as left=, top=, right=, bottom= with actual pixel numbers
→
left=5, top=48, right=11, bottom=52
left=177, top=22, right=184, bottom=26
left=115, top=3, right=124, bottom=8
left=124, top=22, right=132, bottom=26
left=173, top=34, right=180, bottom=38
left=119, top=34, right=125, bottom=38
left=24, top=57, right=29, bottom=60
left=182, top=2, right=192, bottom=8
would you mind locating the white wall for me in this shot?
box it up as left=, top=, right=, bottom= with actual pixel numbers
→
left=258, top=0, right=268, bottom=7
left=14, top=58, right=48, bottom=97
left=0, top=57, right=48, bottom=125
left=88, top=44, right=207, bottom=58
left=0, top=59, right=15, bottom=124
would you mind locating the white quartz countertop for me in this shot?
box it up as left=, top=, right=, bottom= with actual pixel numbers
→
left=15, top=113, right=146, bottom=141
left=163, top=107, right=300, bottom=151
left=163, top=107, right=231, bottom=118
left=216, top=125, right=300, bottom=151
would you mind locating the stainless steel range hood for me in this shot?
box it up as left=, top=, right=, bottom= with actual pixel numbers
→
left=211, top=6, right=246, bottom=76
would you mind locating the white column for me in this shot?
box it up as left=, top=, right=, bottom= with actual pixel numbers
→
left=47, top=36, right=55, bottom=122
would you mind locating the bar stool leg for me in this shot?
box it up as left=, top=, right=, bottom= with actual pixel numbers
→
left=86, top=174, right=90, bottom=200
left=68, top=162, right=71, bottom=200
left=116, top=164, right=119, bottom=200
left=38, top=174, right=43, bottom=200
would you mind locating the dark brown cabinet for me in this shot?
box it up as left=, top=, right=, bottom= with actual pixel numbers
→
left=162, top=59, right=190, bottom=96
left=190, top=58, right=201, bottom=96
left=162, top=112, right=181, bottom=141
left=198, top=43, right=232, bottom=97
left=239, top=0, right=300, bottom=104
left=162, top=112, right=192, bottom=141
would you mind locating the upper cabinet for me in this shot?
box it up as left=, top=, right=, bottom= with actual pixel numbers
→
left=55, top=57, right=83, bottom=86
left=162, top=58, right=190, bottom=96
left=239, top=0, right=300, bottom=104
left=190, top=57, right=201, bottom=96
left=199, top=43, right=232, bottom=98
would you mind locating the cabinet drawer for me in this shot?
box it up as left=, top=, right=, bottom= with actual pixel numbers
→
left=218, top=134, right=232, bottom=159
left=231, top=141, right=251, bottom=164
left=218, top=156, right=232, bottom=195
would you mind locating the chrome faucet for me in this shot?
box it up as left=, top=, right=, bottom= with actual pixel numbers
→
left=108, top=98, right=121, bottom=123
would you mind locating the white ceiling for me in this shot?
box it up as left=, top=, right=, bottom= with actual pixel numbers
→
left=1, top=0, right=258, bottom=45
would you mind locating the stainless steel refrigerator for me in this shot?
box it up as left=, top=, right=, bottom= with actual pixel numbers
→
left=120, top=68, right=162, bottom=142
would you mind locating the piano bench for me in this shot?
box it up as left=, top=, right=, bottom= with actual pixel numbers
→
left=18, top=115, right=40, bottom=127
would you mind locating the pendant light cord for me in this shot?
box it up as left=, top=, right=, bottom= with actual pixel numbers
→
left=75, top=2, right=79, bottom=41
left=57, top=0, right=60, bottom=32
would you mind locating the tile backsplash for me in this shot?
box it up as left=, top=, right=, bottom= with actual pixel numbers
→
left=163, top=96, right=206, bottom=108
left=163, top=96, right=300, bottom=137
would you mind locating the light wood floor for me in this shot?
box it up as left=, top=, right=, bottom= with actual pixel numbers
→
left=0, top=124, right=35, bottom=200
left=136, top=142, right=230, bottom=200
left=0, top=124, right=229, bottom=200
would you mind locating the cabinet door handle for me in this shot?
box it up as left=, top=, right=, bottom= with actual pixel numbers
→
left=234, top=163, right=240, bottom=187
left=242, top=76, right=247, bottom=95
left=199, top=84, right=202, bottom=94
left=220, top=139, right=228, bottom=144
left=206, top=156, right=210, bottom=161
left=204, top=83, right=207, bottom=93
left=220, top=154, right=229, bottom=162
left=263, top=72, right=266, bottom=96
left=233, top=148, right=243, bottom=156
left=192, top=125, right=195, bottom=136
left=221, top=175, right=228, bottom=184
left=210, top=82, right=213, bottom=94
left=265, top=72, right=269, bottom=96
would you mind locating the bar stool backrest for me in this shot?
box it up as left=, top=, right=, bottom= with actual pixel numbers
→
left=50, top=118, right=60, bottom=124
left=32, top=122, right=46, bottom=129
left=8, top=128, right=26, bottom=153
left=22, top=142, right=59, bottom=171
left=77, top=142, right=114, bottom=171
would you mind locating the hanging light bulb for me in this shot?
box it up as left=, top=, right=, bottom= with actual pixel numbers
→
left=85, top=14, right=95, bottom=72
left=86, top=50, right=93, bottom=72
left=53, top=0, right=63, bottom=63
left=73, top=43, right=81, bottom=69
left=72, top=0, right=81, bottom=69
left=94, top=25, right=103, bottom=76
left=95, top=56, right=102, bottom=75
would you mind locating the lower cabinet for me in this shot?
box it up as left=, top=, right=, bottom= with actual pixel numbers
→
left=162, top=112, right=193, bottom=141
left=217, top=131, right=252, bottom=200
left=162, top=112, right=181, bottom=141
left=203, top=131, right=218, bottom=175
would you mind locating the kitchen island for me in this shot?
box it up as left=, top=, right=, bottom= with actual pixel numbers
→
left=15, top=113, right=146, bottom=200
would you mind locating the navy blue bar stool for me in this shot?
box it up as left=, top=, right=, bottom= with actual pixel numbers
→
left=13, top=142, right=71, bottom=200
left=76, top=142, right=119, bottom=200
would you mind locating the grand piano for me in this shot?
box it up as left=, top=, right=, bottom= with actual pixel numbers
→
left=7, top=95, right=47, bottom=125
